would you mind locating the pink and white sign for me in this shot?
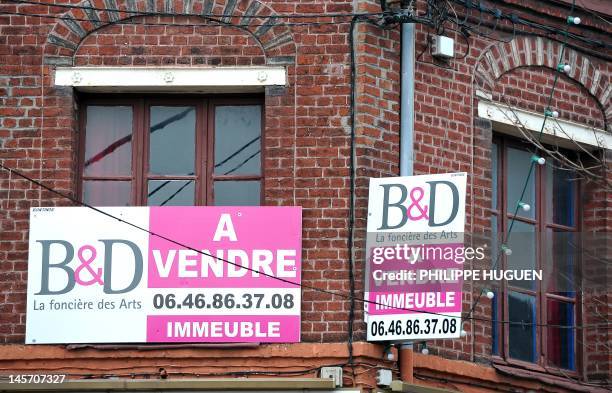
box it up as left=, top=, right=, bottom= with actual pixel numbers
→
left=26, top=206, right=302, bottom=344
left=365, top=173, right=466, bottom=341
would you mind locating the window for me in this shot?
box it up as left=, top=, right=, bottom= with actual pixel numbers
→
left=79, top=96, right=263, bottom=206
left=490, top=136, right=579, bottom=373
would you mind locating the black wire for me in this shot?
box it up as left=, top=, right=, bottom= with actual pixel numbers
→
left=3, top=0, right=608, bottom=48
left=453, top=10, right=516, bottom=43
left=347, top=14, right=359, bottom=368
left=3, top=0, right=385, bottom=20
left=0, top=362, right=386, bottom=380
left=456, top=29, right=471, bottom=60
left=428, top=0, right=611, bottom=60
left=0, top=9, right=358, bottom=27
left=448, top=0, right=610, bottom=48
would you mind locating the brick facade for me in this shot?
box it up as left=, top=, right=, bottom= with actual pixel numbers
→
left=0, top=0, right=610, bottom=391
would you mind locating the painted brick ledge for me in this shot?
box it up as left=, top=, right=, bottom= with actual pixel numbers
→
left=1, top=343, right=605, bottom=391
left=0, top=342, right=384, bottom=361
left=414, top=353, right=607, bottom=393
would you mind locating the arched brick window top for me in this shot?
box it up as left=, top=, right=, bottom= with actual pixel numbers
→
left=43, top=0, right=296, bottom=66
left=474, top=36, right=610, bottom=130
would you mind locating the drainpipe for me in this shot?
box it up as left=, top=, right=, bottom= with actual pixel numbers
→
left=399, top=342, right=414, bottom=383
left=400, top=22, right=415, bottom=177
left=398, top=20, right=416, bottom=383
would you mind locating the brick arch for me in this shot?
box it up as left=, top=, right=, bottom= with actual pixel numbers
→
left=44, top=0, right=296, bottom=65
left=475, top=36, right=610, bottom=129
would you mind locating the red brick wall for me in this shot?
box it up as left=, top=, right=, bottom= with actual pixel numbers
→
left=492, top=67, right=605, bottom=130
left=0, top=0, right=610, bottom=387
left=74, top=21, right=266, bottom=66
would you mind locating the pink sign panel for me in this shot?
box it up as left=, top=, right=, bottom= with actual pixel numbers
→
left=147, top=315, right=301, bottom=343
left=366, top=243, right=464, bottom=315
left=146, top=207, right=302, bottom=343
left=148, top=207, right=302, bottom=288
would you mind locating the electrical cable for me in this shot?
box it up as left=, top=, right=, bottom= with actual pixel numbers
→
left=3, top=0, right=608, bottom=48
left=416, top=2, right=471, bottom=71
left=482, top=94, right=610, bottom=190
left=0, top=9, right=361, bottom=27
left=0, top=361, right=389, bottom=381
left=2, top=0, right=385, bottom=20
left=436, top=0, right=517, bottom=44
left=449, top=0, right=610, bottom=48
left=347, top=13, right=362, bottom=369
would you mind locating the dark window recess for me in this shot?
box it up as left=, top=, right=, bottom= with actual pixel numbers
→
left=490, top=137, right=578, bottom=373
left=508, top=291, right=536, bottom=363
left=79, top=97, right=264, bottom=206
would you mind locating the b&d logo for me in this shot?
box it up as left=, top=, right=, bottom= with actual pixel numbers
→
left=376, top=178, right=462, bottom=230
left=36, top=239, right=143, bottom=295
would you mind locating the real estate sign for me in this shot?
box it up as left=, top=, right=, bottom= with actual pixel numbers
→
left=365, top=173, right=467, bottom=341
left=26, top=206, right=302, bottom=344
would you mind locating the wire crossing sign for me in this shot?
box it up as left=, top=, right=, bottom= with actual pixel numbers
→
left=365, top=173, right=467, bottom=341
left=26, top=206, right=302, bottom=344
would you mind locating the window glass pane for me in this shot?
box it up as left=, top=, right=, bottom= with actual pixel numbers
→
left=507, top=221, right=536, bottom=290
left=214, top=106, right=262, bottom=176
left=545, top=230, right=576, bottom=298
left=491, top=288, right=500, bottom=356
left=491, top=215, right=498, bottom=248
left=508, top=291, right=536, bottom=363
left=149, top=106, right=196, bottom=175
left=83, top=180, right=131, bottom=206
left=214, top=181, right=261, bottom=206
left=84, top=106, right=133, bottom=176
left=547, top=299, right=575, bottom=370
left=506, top=147, right=535, bottom=219
left=546, top=164, right=575, bottom=227
left=147, top=180, right=195, bottom=206
left=491, top=142, right=498, bottom=210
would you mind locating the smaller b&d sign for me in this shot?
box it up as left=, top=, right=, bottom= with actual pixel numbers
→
left=365, top=173, right=467, bottom=341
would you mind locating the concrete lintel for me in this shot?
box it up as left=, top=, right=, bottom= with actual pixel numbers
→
left=54, top=67, right=287, bottom=93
